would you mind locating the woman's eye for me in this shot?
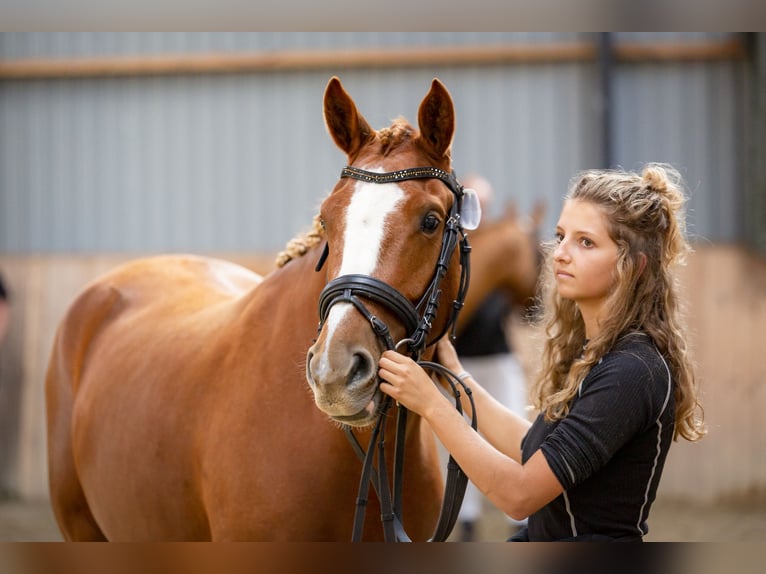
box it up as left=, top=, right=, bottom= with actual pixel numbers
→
left=422, top=214, right=440, bottom=233
left=580, top=237, right=593, bottom=248
left=554, top=232, right=564, bottom=243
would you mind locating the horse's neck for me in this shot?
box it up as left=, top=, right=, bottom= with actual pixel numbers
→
left=457, top=219, right=539, bottom=334
left=238, top=244, right=327, bottom=325
left=461, top=225, right=528, bottom=322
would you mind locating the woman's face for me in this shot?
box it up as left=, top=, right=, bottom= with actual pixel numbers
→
left=553, top=199, right=619, bottom=313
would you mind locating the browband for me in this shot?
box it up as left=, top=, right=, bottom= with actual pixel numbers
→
left=340, top=166, right=464, bottom=197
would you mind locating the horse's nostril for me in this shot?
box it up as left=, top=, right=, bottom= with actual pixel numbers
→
left=348, top=351, right=373, bottom=386
left=306, top=351, right=316, bottom=386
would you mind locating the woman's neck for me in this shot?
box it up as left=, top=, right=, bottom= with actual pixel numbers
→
left=578, top=303, right=605, bottom=340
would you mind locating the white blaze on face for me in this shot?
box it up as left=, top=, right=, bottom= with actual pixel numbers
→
left=315, top=175, right=404, bottom=376
left=338, top=181, right=404, bottom=276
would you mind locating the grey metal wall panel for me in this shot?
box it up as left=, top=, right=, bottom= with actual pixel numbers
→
left=613, top=60, right=745, bottom=243
left=1, top=72, right=337, bottom=253
left=0, top=32, right=747, bottom=254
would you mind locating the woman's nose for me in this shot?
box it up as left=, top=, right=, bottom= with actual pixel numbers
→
left=553, top=240, right=569, bottom=262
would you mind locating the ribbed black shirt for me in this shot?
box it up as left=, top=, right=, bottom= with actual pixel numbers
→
left=520, top=332, right=675, bottom=541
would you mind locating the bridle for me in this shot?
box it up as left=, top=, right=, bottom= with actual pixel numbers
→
left=315, top=165, right=476, bottom=542
left=317, top=166, right=471, bottom=355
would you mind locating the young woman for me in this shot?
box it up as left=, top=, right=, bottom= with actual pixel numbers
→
left=378, top=163, right=706, bottom=541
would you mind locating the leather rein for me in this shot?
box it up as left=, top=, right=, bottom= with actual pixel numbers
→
left=315, top=166, right=476, bottom=542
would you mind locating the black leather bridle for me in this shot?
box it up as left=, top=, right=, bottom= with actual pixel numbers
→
left=315, top=166, right=476, bottom=542
left=317, top=166, right=471, bottom=356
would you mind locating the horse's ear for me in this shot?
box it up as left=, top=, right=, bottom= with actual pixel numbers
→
left=323, top=77, right=375, bottom=157
left=417, top=78, right=455, bottom=160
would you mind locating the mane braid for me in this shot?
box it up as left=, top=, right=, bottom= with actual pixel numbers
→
left=275, top=214, right=325, bottom=267
left=378, top=117, right=414, bottom=156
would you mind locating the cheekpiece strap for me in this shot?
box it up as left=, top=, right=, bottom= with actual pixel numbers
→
left=341, top=166, right=463, bottom=197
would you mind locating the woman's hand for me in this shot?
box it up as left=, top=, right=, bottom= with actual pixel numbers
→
left=378, top=350, right=448, bottom=417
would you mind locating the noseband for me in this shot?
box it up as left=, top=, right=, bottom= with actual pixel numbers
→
left=315, top=166, right=475, bottom=542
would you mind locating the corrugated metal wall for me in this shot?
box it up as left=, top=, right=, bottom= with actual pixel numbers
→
left=0, top=32, right=749, bottom=254
left=613, top=33, right=746, bottom=243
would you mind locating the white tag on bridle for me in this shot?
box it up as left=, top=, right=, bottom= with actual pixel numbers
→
left=460, top=188, right=482, bottom=230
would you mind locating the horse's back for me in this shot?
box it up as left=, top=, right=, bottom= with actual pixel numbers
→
left=45, top=254, right=264, bottom=540
left=48, top=254, right=263, bottom=397
left=91, top=253, right=262, bottom=308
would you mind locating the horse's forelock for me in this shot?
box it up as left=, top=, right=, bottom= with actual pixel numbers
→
left=378, top=117, right=415, bottom=156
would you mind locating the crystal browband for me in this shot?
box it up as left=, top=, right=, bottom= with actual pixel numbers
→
left=340, top=166, right=463, bottom=196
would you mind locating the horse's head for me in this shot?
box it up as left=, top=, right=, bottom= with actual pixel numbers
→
left=306, top=77, right=470, bottom=428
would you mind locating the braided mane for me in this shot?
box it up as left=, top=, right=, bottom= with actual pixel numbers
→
left=275, top=214, right=325, bottom=268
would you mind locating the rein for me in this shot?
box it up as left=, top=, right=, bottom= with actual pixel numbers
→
left=344, top=362, right=477, bottom=542
left=316, top=165, right=474, bottom=542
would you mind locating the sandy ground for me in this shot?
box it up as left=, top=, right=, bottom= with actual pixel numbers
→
left=448, top=497, right=766, bottom=542
left=1, top=497, right=765, bottom=542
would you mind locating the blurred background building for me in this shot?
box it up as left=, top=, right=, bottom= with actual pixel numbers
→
left=0, top=33, right=763, bottom=536
left=0, top=32, right=761, bottom=253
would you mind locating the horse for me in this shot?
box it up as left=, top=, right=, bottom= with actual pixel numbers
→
left=45, top=76, right=473, bottom=541
left=456, top=199, right=546, bottom=335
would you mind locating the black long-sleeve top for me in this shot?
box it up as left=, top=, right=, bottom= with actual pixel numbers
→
left=520, top=332, right=675, bottom=541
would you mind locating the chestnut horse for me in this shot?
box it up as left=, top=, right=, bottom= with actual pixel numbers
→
left=45, top=77, right=473, bottom=541
left=456, top=200, right=545, bottom=334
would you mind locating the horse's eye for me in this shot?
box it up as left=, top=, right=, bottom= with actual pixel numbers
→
left=319, top=217, right=327, bottom=231
left=422, top=213, right=440, bottom=233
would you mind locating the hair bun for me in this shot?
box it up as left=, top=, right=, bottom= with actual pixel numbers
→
left=638, top=163, right=689, bottom=265
left=641, top=164, right=671, bottom=194
left=641, top=163, right=686, bottom=211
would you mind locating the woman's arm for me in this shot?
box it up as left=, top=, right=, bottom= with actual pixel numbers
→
left=424, top=393, right=563, bottom=520
left=431, top=337, right=531, bottom=462
left=378, top=344, right=563, bottom=519
left=450, top=372, right=531, bottom=464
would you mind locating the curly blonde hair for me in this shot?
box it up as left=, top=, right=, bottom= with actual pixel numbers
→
left=532, top=163, right=705, bottom=442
